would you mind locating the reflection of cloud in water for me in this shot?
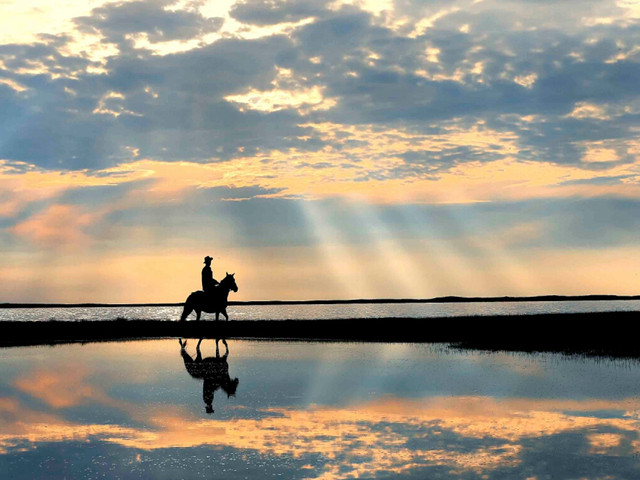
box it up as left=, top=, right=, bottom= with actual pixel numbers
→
left=2, top=395, right=640, bottom=479
left=13, top=366, right=116, bottom=409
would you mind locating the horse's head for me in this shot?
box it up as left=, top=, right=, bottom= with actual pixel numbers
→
left=222, top=272, right=238, bottom=293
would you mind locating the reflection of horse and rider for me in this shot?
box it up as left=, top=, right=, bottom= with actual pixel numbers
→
left=180, top=256, right=238, bottom=321
left=179, top=338, right=239, bottom=414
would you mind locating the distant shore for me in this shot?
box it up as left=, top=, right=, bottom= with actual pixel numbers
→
left=1, top=311, right=639, bottom=358
left=2, top=294, right=640, bottom=308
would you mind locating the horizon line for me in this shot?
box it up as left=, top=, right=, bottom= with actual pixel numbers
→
left=2, top=294, right=640, bottom=309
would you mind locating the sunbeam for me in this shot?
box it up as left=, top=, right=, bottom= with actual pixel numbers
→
left=341, top=198, right=430, bottom=299
left=393, top=205, right=461, bottom=296
left=298, top=200, right=375, bottom=300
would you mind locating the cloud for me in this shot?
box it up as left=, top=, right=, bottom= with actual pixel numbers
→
left=8, top=204, right=99, bottom=249
left=1, top=0, right=640, bottom=176
left=13, top=366, right=117, bottom=409
left=75, top=0, right=224, bottom=45
left=229, top=0, right=324, bottom=25
left=3, top=392, right=640, bottom=478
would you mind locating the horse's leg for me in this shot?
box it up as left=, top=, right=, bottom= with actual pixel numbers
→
left=196, top=309, right=201, bottom=321
left=215, top=338, right=220, bottom=358
left=180, top=304, right=193, bottom=321
left=222, top=308, right=229, bottom=321
left=180, top=346, right=194, bottom=365
left=196, top=339, right=203, bottom=362
left=215, top=311, right=219, bottom=321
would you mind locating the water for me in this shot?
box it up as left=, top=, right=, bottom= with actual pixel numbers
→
left=1, top=339, right=639, bottom=479
left=2, top=299, right=640, bottom=321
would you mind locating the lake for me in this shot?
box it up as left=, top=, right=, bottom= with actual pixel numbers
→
left=1, top=339, right=639, bottom=479
left=2, top=299, right=640, bottom=321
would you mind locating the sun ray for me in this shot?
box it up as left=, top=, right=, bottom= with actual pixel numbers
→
left=298, top=200, right=375, bottom=300
left=341, top=199, right=430, bottom=299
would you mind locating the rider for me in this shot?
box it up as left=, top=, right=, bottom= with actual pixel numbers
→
left=202, top=256, right=219, bottom=293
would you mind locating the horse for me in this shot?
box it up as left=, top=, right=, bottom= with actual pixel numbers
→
left=180, top=272, right=238, bottom=321
left=178, top=338, right=239, bottom=414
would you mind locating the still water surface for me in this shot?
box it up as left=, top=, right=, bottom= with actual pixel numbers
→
left=2, top=299, right=640, bottom=321
left=1, top=339, right=639, bottom=479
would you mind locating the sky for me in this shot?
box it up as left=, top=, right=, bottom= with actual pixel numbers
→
left=0, top=0, right=639, bottom=302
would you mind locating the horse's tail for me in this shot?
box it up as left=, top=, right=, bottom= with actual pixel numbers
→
left=180, top=292, right=196, bottom=321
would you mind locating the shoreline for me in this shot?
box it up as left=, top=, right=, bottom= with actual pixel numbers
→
left=2, top=294, right=640, bottom=309
left=1, top=311, right=639, bottom=358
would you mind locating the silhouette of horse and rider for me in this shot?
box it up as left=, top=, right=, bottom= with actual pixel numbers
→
left=181, top=256, right=238, bottom=321
left=179, top=338, right=239, bottom=414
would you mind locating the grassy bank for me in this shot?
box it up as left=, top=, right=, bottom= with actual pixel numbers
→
left=1, top=311, right=638, bottom=358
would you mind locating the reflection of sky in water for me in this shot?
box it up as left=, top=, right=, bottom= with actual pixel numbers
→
left=2, top=300, right=640, bottom=321
left=1, top=340, right=640, bottom=479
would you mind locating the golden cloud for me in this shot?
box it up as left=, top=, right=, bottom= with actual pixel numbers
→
left=3, top=387, right=640, bottom=479
left=8, top=204, right=99, bottom=249
left=13, top=365, right=119, bottom=409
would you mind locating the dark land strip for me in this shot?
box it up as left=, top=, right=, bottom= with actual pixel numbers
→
left=1, top=311, right=639, bottom=358
left=2, top=294, right=640, bottom=308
